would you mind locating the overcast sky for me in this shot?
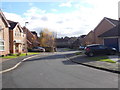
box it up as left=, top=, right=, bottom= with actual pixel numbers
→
left=0, top=0, right=119, bottom=37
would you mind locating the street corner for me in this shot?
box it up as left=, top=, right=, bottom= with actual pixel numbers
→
left=66, top=53, right=120, bottom=74
left=0, top=54, right=41, bottom=74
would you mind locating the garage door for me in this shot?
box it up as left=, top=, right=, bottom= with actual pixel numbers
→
left=104, top=38, right=119, bottom=51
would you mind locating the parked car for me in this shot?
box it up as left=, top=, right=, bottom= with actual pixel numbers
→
left=79, top=46, right=85, bottom=50
left=31, top=47, right=45, bottom=52
left=84, top=44, right=117, bottom=57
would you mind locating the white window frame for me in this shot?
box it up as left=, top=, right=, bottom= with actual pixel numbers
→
left=0, top=39, right=4, bottom=51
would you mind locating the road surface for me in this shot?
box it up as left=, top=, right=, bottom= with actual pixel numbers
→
left=2, top=51, right=118, bottom=88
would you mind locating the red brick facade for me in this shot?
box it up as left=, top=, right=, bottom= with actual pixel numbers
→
left=82, top=30, right=94, bottom=46
left=0, top=10, right=10, bottom=55
left=83, top=17, right=118, bottom=46
left=8, top=20, right=27, bottom=54
left=22, top=27, right=40, bottom=49
left=94, top=17, right=116, bottom=44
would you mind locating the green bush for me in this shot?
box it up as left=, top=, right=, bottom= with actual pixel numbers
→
left=16, top=53, right=21, bottom=56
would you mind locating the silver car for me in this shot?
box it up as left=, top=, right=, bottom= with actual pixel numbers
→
left=32, top=47, right=45, bottom=52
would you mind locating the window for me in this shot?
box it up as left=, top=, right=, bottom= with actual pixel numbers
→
left=99, top=45, right=107, bottom=49
left=0, top=40, right=4, bottom=51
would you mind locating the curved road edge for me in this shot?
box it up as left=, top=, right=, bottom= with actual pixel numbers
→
left=0, top=54, right=40, bottom=74
left=65, top=55, right=120, bottom=74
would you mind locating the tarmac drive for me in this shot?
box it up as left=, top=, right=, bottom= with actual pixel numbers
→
left=2, top=51, right=118, bottom=88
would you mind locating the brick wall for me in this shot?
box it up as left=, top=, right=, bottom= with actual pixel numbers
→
left=0, top=16, right=9, bottom=55
left=9, top=24, right=27, bottom=54
left=94, top=18, right=115, bottom=44
left=83, top=31, right=94, bottom=46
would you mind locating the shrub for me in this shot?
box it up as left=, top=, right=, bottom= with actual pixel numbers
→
left=8, top=53, right=14, bottom=56
left=16, top=53, right=21, bottom=56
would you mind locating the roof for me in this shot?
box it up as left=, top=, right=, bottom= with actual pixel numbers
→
left=105, top=17, right=118, bottom=26
left=7, top=20, right=18, bottom=30
left=56, top=38, right=68, bottom=42
left=93, top=17, right=118, bottom=33
left=22, top=26, right=34, bottom=36
left=99, top=24, right=120, bottom=37
left=31, top=31, right=37, bottom=34
left=31, top=31, right=38, bottom=37
left=0, top=9, right=10, bottom=27
left=87, top=44, right=102, bottom=47
left=27, top=39, right=32, bottom=44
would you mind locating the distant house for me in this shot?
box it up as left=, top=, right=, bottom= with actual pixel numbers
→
left=31, top=31, right=40, bottom=47
left=71, top=35, right=86, bottom=49
left=94, top=17, right=118, bottom=44
left=82, top=31, right=94, bottom=46
left=56, top=37, right=77, bottom=48
left=31, top=31, right=38, bottom=37
left=22, top=27, right=40, bottom=49
left=56, top=37, right=70, bottom=48
left=99, top=24, right=120, bottom=52
left=8, top=20, right=27, bottom=54
left=0, top=10, right=10, bottom=55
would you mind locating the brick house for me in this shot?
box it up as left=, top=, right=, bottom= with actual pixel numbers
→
left=56, top=37, right=70, bottom=48
left=31, top=31, right=40, bottom=47
left=82, top=17, right=118, bottom=46
left=8, top=20, right=27, bottom=54
left=94, top=17, right=118, bottom=44
left=82, top=30, right=94, bottom=46
left=22, top=27, right=40, bottom=49
left=0, top=10, right=10, bottom=56
left=71, top=35, right=86, bottom=49
left=56, top=37, right=77, bottom=48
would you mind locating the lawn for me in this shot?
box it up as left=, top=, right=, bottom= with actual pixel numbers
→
left=1, top=52, right=40, bottom=59
left=75, top=52, right=83, bottom=55
left=63, top=48, right=71, bottom=51
left=88, top=56, right=116, bottom=63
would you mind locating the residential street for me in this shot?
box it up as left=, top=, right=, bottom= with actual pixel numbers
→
left=2, top=50, right=118, bottom=88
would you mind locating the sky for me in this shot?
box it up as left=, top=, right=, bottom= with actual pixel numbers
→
left=0, top=0, right=119, bottom=37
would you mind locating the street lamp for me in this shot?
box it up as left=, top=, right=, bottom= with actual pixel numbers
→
left=25, top=22, right=29, bottom=27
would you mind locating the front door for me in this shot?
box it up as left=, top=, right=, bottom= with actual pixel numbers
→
left=15, top=44, right=19, bottom=53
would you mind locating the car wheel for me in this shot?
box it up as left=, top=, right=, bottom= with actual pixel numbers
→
left=110, top=51, right=116, bottom=55
left=88, top=52, right=94, bottom=57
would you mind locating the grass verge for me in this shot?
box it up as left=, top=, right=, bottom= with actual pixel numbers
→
left=63, top=48, right=71, bottom=51
left=1, top=52, right=40, bottom=59
left=88, top=56, right=116, bottom=63
left=75, top=52, right=83, bottom=55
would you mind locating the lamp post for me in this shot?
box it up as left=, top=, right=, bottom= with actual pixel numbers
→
left=25, top=22, right=29, bottom=56
left=25, top=22, right=29, bottom=27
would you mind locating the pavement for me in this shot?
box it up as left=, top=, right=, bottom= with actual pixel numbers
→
left=0, top=51, right=120, bottom=74
left=108, top=55, right=120, bottom=62
left=65, top=52, right=120, bottom=74
left=0, top=54, right=41, bottom=73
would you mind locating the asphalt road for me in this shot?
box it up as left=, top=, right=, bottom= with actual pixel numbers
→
left=2, top=51, right=118, bottom=88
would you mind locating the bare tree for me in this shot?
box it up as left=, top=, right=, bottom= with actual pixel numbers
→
left=39, top=28, right=55, bottom=48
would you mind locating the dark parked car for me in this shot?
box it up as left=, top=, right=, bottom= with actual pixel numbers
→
left=84, top=44, right=117, bottom=57
left=31, top=47, right=45, bottom=52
